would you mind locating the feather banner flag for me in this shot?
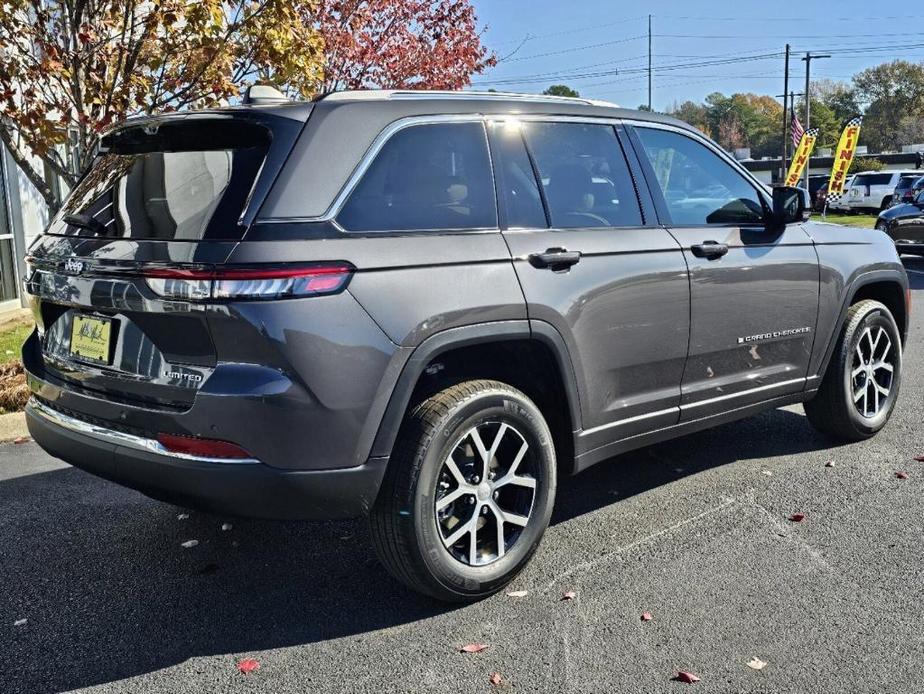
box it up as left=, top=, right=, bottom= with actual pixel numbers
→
left=825, top=117, right=863, bottom=205
left=785, top=128, right=820, bottom=187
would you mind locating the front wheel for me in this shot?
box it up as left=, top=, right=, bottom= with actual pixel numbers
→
left=370, top=380, right=557, bottom=601
left=804, top=300, right=902, bottom=440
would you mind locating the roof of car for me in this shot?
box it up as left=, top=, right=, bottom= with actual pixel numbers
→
left=312, top=89, right=691, bottom=127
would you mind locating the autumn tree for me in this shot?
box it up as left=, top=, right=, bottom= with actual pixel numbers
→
left=853, top=60, right=924, bottom=151
left=313, top=0, right=495, bottom=92
left=0, top=0, right=325, bottom=211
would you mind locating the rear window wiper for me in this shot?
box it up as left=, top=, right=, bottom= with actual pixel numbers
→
left=63, top=213, right=108, bottom=236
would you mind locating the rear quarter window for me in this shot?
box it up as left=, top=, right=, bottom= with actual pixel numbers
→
left=337, top=122, right=497, bottom=232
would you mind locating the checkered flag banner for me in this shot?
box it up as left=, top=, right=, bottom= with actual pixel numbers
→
left=825, top=117, right=864, bottom=205
left=785, top=128, right=820, bottom=186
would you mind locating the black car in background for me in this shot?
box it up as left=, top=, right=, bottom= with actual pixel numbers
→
left=877, top=190, right=924, bottom=256
left=894, top=174, right=924, bottom=206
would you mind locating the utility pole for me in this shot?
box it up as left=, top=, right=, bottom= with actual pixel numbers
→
left=647, top=14, right=652, bottom=111
left=777, top=89, right=805, bottom=178
left=801, top=51, right=830, bottom=191
left=779, top=44, right=790, bottom=183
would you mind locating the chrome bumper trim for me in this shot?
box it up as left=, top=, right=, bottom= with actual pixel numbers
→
left=27, top=399, right=260, bottom=464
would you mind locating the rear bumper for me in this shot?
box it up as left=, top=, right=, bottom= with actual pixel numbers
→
left=26, top=399, right=389, bottom=520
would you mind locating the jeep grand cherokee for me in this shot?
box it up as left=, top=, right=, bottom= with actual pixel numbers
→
left=23, top=90, right=909, bottom=601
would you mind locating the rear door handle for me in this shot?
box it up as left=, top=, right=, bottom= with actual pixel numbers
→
left=690, top=241, right=729, bottom=259
left=529, top=248, right=582, bottom=271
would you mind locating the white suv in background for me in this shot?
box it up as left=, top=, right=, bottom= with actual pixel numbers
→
left=844, top=170, right=923, bottom=212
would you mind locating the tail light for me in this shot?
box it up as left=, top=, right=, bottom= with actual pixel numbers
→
left=144, top=263, right=353, bottom=301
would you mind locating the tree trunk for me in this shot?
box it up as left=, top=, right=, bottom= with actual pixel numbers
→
left=0, top=125, right=60, bottom=213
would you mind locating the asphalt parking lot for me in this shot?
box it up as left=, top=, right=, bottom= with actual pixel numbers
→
left=3, top=258, right=924, bottom=694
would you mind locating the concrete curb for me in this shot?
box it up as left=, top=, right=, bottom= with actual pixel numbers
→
left=0, top=411, right=28, bottom=442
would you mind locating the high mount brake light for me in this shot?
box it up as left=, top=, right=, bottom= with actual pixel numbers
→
left=144, top=264, right=353, bottom=301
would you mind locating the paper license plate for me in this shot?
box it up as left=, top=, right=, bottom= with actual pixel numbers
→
left=70, top=314, right=113, bottom=364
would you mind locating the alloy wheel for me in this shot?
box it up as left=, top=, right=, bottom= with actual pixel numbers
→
left=434, top=421, right=537, bottom=566
left=851, top=325, right=895, bottom=418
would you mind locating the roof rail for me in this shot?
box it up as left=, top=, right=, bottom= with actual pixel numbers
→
left=319, top=89, right=618, bottom=107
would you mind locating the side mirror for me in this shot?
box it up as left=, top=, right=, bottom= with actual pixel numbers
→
left=770, top=186, right=810, bottom=230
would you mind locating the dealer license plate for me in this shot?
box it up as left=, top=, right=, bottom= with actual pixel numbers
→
left=70, top=315, right=113, bottom=364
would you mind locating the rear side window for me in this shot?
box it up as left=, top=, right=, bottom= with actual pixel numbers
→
left=853, top=173, right=893, bottom=187
left=48, top=120, right=271, bottom=240
left=635, top=126, right=765, bottom=226
left=522, top=122, right=642, bottom=228
left=338, top=122, right=497, bottom=232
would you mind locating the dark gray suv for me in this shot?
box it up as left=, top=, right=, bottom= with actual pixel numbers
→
left=23, top=91, right=909, bottom=601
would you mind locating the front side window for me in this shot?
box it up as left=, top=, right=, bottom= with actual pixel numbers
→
left=635, top=127, right=766, bottom=226
left=337, top=122, right=497, bottom=232
left=522, top=122, right=642, bottom=228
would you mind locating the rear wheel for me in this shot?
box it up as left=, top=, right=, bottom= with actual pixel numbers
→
left=370, top=380, right=557, bottom=601
left=804, top=300, right=902, bottom=440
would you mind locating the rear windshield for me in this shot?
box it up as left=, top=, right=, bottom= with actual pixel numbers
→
left=852, top=173, right=893, bottom=187
left=47, top=120, right=271, bottom=240
left=896, top=175, right=920, bottom=189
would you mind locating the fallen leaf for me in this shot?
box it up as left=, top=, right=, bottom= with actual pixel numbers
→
left=641, top=612, right=653, bottom=621
left=789, top=513, right=805, bottom=522
left=673, top=671, right=701, bottom=683
left=761, top=470, right=772, bottom=476
left=505, top=590, right=528, bottom=598
left=237, top=658, right=260, bottom=674
left=14, top=618, right=27, bottom=627
left=561, top=591, right=577, bottom=601
left=460, top=643, right=488, bottom=654
left=177, top=513, right=190, bottom=520
left=221, top=522, right=233, bottom=531
left=825, top=460, right=836, bottom=468
left=181, top=539, right=199, bottom=549
left=896, top=471, right=909, bottom=480
left=746, top=657, right=767, bottom=670
left=914, top=456, right=924, bottom=462
left=489, top=672, right=504, bottom=686
left=13, top=436, right=30, bottom=444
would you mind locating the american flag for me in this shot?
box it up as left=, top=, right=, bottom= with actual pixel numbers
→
left=791, top=113, right=805, bottom=148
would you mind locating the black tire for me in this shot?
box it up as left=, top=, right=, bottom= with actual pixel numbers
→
left=804, top=300, right=902, bottom=440
left=880, top=196, right=892, bottom=211
left=370, top=380, right=557, bottom=602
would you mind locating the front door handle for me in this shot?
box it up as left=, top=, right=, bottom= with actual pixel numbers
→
left=691, top=240, right=729, bottom=259
left=529, top=248, right=582, bottom=271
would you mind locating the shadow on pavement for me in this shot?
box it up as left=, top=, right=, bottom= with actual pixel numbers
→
left=3, top=404, right=837, bottom=693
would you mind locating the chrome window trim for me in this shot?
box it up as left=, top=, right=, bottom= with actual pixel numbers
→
left=258, top=113, right=633, bottom=226
left=28, top=399, right=261, bottom=465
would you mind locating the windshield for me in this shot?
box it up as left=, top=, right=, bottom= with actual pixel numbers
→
left=47, top=120, right=271, bottom=241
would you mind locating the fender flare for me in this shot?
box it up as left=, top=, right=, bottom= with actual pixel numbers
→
left=812, top=268, right=909, bottom=384
left=369, top=320, right=583, bottom=460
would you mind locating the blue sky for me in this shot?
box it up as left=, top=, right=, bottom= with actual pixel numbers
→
left=471, top=1, right=924, bottom=109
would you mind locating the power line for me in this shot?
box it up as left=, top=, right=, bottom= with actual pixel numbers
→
left=501, top=34, right=647, bottom=63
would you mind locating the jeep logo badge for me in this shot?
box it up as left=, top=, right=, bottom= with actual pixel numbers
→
left=64, top=257, right=84, bottom=275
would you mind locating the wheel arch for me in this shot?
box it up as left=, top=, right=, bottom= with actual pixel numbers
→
left=369, top=320, right=582, bottom=473
left=814, top=270, right=909, bottom=383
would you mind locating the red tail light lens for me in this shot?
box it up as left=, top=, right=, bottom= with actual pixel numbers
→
left=156, top=433, right=254, bottom=460
left=145, top=263, right=353, bottom=301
